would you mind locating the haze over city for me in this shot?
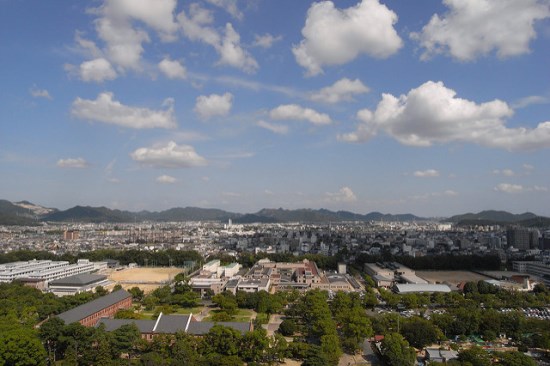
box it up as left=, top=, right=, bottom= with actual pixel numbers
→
left=1, top=0, right=549, bottom=217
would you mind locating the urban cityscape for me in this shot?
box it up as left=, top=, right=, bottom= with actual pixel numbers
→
left=1, top=0, right=550, bottom=365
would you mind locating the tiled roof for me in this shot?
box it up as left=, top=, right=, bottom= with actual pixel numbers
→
left=57, top=289, right=131, bottom=324
left=186, top=321, right=251, bottom=335
left=49, top=273, right=106, bottom=287
left=96, top=318, right=154, bottom=333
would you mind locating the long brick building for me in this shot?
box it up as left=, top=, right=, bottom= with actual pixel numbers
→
left=57, top=289, right=132, bottom=327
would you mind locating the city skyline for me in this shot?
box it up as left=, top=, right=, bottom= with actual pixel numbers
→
left=1, top=0, right=549, bottom=217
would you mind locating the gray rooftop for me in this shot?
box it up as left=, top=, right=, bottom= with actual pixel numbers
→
left=57, top=289, right=131, bottom=324
left=186, top=321, right=251, bottom=335
left=49, top=273, right=106, bottom=287
left=97, top=318, right=154, bottom=333
left=154, top=314, right=192, bottom=333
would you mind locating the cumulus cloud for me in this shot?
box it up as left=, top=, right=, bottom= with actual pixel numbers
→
left=253, top=33, right=282, bottom=48
left=325, top=186, right=358, bottom=203
left=493, top=169, right=515, bottom=176
left=411, top=0, right=550, bottom=61
left=72, top=92, right=176, bottom=129
left=158, top=57, right=187, bottom=79
left=310, top=78, right=369, bottom=104
left=57, top=157, right=90, bottom=169
left=339, top=80, right=550, bottom=151
left=98, top=0, right=179, bottom=66
left=204, top=0, right=243, bottom=20
left=194, top=92, right=233, bottom=120
left=413, top=169, right=440, bottom=178
left=177, top=4, right=258, bottom=73
left=79, top=58, right=117, bottom=82
left=156, top=174, right=177, bottom=184
left=256, top=120, right=289, bottom=135
left=292, top=0, right=402, bottom=76
left=217, top=23, right=259, bottom=73
left=29, top=85, right=52, bottom=100
left=512, top=95, right=550, bottom=109
left=131, top=141, right=207, bottom=168
left=494, top=183, right=524, bottom=193
left=270, top=104, right=332, bottom=125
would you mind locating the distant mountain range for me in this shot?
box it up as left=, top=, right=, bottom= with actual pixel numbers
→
left=446, top=210, right=550, bottom=227
left=0, top=199, right=548, bottom=227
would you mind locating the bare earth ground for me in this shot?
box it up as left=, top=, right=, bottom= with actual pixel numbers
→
left=108, top=267, right=183, bottom=293
left=416, top=270, right=490, bottom=287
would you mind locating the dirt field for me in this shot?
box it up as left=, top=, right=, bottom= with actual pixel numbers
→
left=416, top=270, right=490, bottom=287
left=108, top=267, right=183, bottom=293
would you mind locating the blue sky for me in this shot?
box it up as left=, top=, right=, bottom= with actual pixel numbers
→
left=1, top=0, right=549, bottom=217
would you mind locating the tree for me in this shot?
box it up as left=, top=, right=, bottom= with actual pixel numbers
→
left=458, top=346, right=491, bottom=366
left=240, top=328, right=269, bottom=363
left=320, top=334, right=342, bottom=366
left=128, top=286, right=145, bottom=301
left=112, top=284, right=123, bottom=292
left=401, top=317, right=442, bottom=349
left=171, top=332, right=201, bottom=365
left=111, top=323, right=141, bottom=359
left=340, top=306, right=373, bottom=352
left=95, top=286, right=109, bottom=296
left=212, top=292, right=238, bottom=315
left=301, top=345, right=330, bottom=366
left=497, top=351, right=537, bottom=366
left=39, top=317, right=65, bottom=362
left=202, top=325, right=242, bottom=356
left=380, top=333, right=416, bottom=366
left=279, top=318, right=297, bottom=336
left=0, top=328, right=47, bottom=366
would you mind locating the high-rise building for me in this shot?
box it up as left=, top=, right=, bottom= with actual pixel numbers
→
left=506, top=227, right=530, bottom=250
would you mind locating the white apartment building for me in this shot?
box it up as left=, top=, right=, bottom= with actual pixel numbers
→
left=0, top=259, right=95, bottom=284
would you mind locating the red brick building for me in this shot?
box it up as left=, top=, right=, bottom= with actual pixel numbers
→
left=57, top=289, right=132, bottom=327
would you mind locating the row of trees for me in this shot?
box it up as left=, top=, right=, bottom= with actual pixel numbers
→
left=39, top=317, right=289, bottom=366
left=0, top=249, right=203, bottom=268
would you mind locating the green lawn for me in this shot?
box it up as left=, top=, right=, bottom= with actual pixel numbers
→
left=140, top=306, right=202, bottom=319
left=203, top=309, right=255, bottom=322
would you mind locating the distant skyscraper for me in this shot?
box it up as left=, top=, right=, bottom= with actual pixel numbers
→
left=506, top=227, right=530, bottom=250
left=228, top=219, right=232, bottom=227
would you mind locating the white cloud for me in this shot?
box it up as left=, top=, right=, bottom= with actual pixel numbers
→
left=533, top=185, right=548, bottom=192
left=131, top=141, right=207, bottom=168
left=492, top=169, right=515, bottom=176
left=177, top=5, right=257, bottom=73
left=156, top=174, right=177, bottom=184
left=95, top=15, right=150, bottom=70
left=90, top=0, right=178, bottom=71
left=217, top=23, right=258, bottom=73
left=413, top=169, right=440, bottom=178
left=204, top=0, right=243, bottom=20
left=256, top=120, right=289, bottom=135
left=158, top=57, right=187, bottom=79
left=310, top=78, right=369, bottom=104
left=494, top=183, right=524, bottom=193
left=253, top=33, right=282, bottom=48
left=411, top=0, right=550, bottom=61
left=339, top=81, right=550, bottom=151
left=325, top=186, right=358, bottom=203
left=523, top=164, right=535, bottom=171
left=72, top=92, right=176, bottom=129
left=29, top=85, right=52, bottom=100
left=270, top=104, right=332, bottom=125
left=293, top=0, right=402, bottom=76
left=443, top=190, right=458, bottom=196
left=56, top=157, right=90, bottom=169
left=512, top=95, right=550, bottom=109
left=79, top=58, right=117, bottom=82
left=194, top=92, right=233, bottom=120
left=107, top=0, right=178, bottom=38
